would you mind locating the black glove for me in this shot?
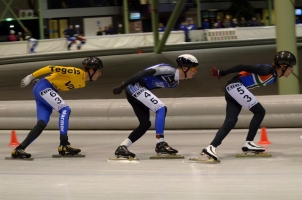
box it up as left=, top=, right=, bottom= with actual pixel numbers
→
left=210, top=67, right=224, bottom=79
left=113, top=83, right=125, bottom=95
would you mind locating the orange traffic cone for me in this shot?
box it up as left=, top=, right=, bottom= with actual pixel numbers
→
left=258, top=127, right=271, bottom=144
left=9, top=130, right=20, bottom=146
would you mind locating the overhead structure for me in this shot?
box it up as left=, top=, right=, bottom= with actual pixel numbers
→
left=0, top=0, right=44, bottom=39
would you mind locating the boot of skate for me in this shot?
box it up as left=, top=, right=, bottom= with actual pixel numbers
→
left=58, top=145, right=81, bottom=155
left=201, top=145, right=218, bottom=160
left=115, top=145, right=136, bottom=158
left=242, top=141, right=265, bottom=153
left=11, top=149, right=31, bottom=158
left=155, top=142, right=178, bottom=154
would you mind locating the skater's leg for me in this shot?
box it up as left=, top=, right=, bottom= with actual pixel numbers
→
left=246, top=103, right=266, bottom=141
left=210, top=92, right=242, bottom=147
left=124, top=91, right=151, bottom=145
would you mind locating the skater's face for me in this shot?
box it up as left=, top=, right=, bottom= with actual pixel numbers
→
left=281, top=65, right=294, bottom=78
left=87, top=69, right=102, bottom=81
left=185, top=66, right=197, bottom=79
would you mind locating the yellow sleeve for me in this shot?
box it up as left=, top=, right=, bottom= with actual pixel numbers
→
left=32, top=65, right=54, bottom=78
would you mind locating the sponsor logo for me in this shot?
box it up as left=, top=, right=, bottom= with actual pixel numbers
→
left=226, top=83, right=243, bottom=91
left=133, top=88, right=146, bottom=98
left=49, top=66, right=80, bottom=75
left=40, top=88, right=52, bottom=96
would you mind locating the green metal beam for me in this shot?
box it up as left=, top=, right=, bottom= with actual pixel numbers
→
left=123, top=0, right=129, bottom=34
left=150, top=0, right=159, bottom=51
left=268, top=0, right=272, bottom=25
left=1, top=0, right=26, bottom=29
left=38, top=0, right=44, bottom=39
left=155, top=0, right=185, bottom=54
left=274, top=0, right=299, bottom=94
left=196, top=0, right=201, bottom=28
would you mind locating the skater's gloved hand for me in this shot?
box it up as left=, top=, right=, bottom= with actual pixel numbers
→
left=20, top=74, right=34, bottom=88
left=210, top=67, right=224, bottom=79
left=113, top=83, right=125, bottom=95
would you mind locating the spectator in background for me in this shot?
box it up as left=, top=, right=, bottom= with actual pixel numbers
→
left=250, top=17, right=259, bottom=26
left=23, top=27, right=32, bottom=38
left=231, top=19, right=238, bottom=28
left=158, top=23, right=165, bottom=32
left=96, top=27, right=103, bottom=35
left=188, top=20, right=197, bottom=30
left=17, top=32, right=24, bottom=41
left=223, top=18, right=231, bottom=28
left=239, top=17, right=247, bottom=27
left=8, top=30, right=17, bottom=41
left=296, top=16, right=301, bottom=24
left=179, top=20, right=190, bottom=42
left=108, top=24, right=114, bottom=34
left=202, top=18, right=210, bottom=30
left=103, top=26, right=109, bottom=35
left=258, top=20, right=265, bottom=26
left=213, top=19, right=223, bottom=29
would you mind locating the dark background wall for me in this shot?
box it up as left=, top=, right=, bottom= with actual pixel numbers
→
left=0, top=44, right=301, bottom=101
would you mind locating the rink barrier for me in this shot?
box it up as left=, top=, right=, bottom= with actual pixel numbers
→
left=0, top=95, right=302, bottom=130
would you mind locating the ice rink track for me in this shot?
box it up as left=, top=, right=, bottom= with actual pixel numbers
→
left=1, top=129, right=302, bottom=200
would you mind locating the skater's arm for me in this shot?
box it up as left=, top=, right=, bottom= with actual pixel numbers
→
left=113, top=69, right=156, bottom=95
left=21, top=65, right=54, bottom=88
left=220, top=64, right=274, bottom=76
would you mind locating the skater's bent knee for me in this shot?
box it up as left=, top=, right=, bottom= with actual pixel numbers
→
left=140, top=120, right=151, bottom=130
left=250, top=104, right=265, bottom=116
left=37, top=120, right=47, bottom=129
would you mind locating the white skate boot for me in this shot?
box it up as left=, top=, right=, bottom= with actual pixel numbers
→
left=242, top=141, right=265, bottom=153
left=189, top=145, right=220, bottom=163
left=236, top=141, right=271, bottom=158
left=202, top=145, right=219, bottom=160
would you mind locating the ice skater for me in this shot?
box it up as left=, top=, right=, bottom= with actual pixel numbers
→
left=10, top=57, right=103, bottom=159
left=201, top=51, right=296, bottom=162
left=112, top=54, right=198, bottom=160
left=25, top=36, right=38, bottom=53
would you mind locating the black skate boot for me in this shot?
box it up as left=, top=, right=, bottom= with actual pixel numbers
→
left=115, top=145, right=136, bottom=158
left=11, top=149, right=31, bottom=159
left=58, top=145, right=81, bottom=156
left=155, top=142, right=178, bottom=155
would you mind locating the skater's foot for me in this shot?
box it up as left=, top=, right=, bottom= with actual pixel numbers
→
left=115, top=145, right=135, bottom=158
left=11, top=149, right=31, bottom=158
left=58, top=145, right=81, bottom=155
left=155, top=142, right=178, bottom=154
left=242, top=141, right=265, bottom=153
left=201, top=145, right=218, bottom=160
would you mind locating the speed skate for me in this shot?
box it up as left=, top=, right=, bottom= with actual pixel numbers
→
left=52, top=153, right=86, bottom=158
left=188, top=152, right=220, bottom=164
left=235, top=151, right=272, bottom=158
left=5, top=157, right=34, bottom=161
left=108, top=156, right=139, bottom=162
left=149, top=153, right=185, bottom=159
left=52, top=145, right=85, bottom=158
left=236, top=141, right=272, bottom=158
left=150, top=142, right=184, bottom=159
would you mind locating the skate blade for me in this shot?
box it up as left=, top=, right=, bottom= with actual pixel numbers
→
left=108, top=157, right=139, bottom=163
left=188, top=157, right=220, bottom=163
left=5, top=157, right=34, bottom=161
left=235, top=152, right=272, bottom=158
left=149, top=154, right=185, bottom=159
left=52, top=154, right=86, bottom=158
